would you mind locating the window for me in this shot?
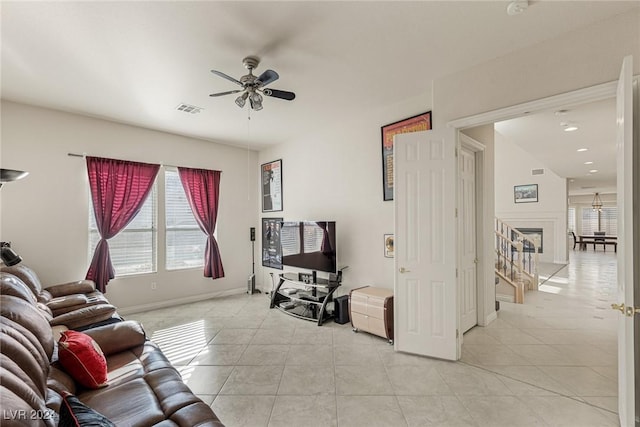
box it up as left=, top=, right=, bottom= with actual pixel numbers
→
left=165, top=169, right=205, bottom=270
left=581, top=206, right=618, bottom=235
left=89, top=184, right=157, bottom=276
left=567, top=207, right=576, bottom=232
left=581, top=207, right=598, bottom=235
left=601, top=207, right=617, bottom=235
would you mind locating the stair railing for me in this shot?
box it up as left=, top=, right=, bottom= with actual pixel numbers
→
left=495, top=218, right=541, bottom=303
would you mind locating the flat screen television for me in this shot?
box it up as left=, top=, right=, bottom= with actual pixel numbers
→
left=280, top=221, right=337, bottom=273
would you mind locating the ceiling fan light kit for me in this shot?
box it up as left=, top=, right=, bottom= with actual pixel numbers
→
left=210, top=56, right=295, bottom=111
left=507, top=0, right=528, bottom=16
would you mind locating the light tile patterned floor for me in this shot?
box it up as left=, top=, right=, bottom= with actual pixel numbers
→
left=126, top=250, right=619, bottom=427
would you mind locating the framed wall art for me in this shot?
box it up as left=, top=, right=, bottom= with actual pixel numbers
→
left=381, top=111, right=432, bottom=201
left=262, top=217, right=283, bottom=269
left=514, top=184, right=538, bottom=203
left=261, top=159, right=283, bottom=212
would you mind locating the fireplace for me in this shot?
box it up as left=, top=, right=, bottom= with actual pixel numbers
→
left=513, top=227, right=543, bottom=254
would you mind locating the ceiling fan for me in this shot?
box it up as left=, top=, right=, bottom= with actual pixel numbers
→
left=209, top=56, right=296, bottom=111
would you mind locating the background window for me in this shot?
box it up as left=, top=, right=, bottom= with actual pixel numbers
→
left=165, top=169, right=205, bottom=270
left=581, top=206, right=618, bottom=236
left=89, top=184, right=157, bottom=276
left=567, top=207, right=576, bottom=232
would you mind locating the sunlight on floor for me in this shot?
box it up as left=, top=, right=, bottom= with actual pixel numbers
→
left=150, top=319, right=209, bottom=365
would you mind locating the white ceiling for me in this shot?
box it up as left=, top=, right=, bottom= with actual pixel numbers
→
left=495, top=98, right=617, bottom=195
left=1, top=1, right=636, bottom=180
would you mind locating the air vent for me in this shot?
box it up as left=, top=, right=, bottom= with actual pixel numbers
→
left=531, top=168, right=544, bottom=175
left=581, top=186, right=596, bottom=190
left=176, top=103, right=203, bottom=114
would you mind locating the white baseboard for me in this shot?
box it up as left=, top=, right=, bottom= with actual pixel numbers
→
left=118, top=287, right=247, bottom=315
left=496, top=293, right=515, bottom=303
left=485, top=311, right=498, bottom=325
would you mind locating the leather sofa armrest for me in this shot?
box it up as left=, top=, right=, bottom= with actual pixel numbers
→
left=46, top=294, right=89, bottom=311
left=45, top=280, right=96, bottom=297
left=49, top=304, right=117, bottom=330
left=82, top=320, right=146, bottom=355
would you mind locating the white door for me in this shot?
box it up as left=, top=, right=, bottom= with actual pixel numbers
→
left=458, top=146, right=478, bottom=333
left=615, top=55, right=637, bottom=427
left=394, top=128, right=458, bottom=360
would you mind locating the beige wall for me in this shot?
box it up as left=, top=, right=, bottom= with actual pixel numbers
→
left=0, top=101, right=259, bottom=311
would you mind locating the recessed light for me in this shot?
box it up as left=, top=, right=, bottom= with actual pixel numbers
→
left=563, top=126, right=578, bottom=132
left=577, top=148, right=588, bottom=152
left=589, top=169, right=599, bottom=173
left=584, top=161, right=593, bottom=165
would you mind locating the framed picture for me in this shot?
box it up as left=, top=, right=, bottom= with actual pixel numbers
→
left=514, top=184, right=538, bottom=203
left=381, top=111, right=432, bottom=201
left=261, top=159, right=283, bottom=212
left=384, top=234, right=394, bottom=258
left=262, top=217, right=283, bottom=269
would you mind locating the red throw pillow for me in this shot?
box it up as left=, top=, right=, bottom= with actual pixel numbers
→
left=58, top=330, right=108, bottom=389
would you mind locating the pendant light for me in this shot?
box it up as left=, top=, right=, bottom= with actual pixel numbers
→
left=591, top=192, right=603, bottom=212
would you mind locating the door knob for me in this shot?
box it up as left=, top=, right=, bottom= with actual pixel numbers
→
left=611, top=303, right=640, bottom=317
left=399, top=267, right=411, bottom=273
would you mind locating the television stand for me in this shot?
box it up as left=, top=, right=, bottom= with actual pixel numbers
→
left=269, top=272, right=341, bottom=326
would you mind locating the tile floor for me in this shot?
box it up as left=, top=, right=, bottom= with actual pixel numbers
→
left=126, top=250, right=620, bottom=427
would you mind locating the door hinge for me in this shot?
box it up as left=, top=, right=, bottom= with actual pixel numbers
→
left=455, top=268, right=458, bottom=278
left=456, top=329, right=459, bottom=338
left=455, top=147, right=459, bottom=157
left=455, top=208, right=458, bottom=218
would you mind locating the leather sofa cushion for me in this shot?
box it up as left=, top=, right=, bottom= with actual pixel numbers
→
left=49, top=304, right=117, bottom=330
left=0, top=295, right=54, bottom=360
left=82, top=320, right=146, bottom=355
left=49, top=292, right=109, bottom=316
left=46, top=281, right=95, bottom=298
left=0, top=273, right=38, bottom=304
left=82, top=378, right=167, bottom=426
left=0, top=385, right=55, bottom=427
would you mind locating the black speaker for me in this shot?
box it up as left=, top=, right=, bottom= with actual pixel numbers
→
left=250, top=227, right=255, bottom=241
left=334, top=295, right=350, bottom=324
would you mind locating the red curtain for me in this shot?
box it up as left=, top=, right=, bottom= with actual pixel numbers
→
left=178, top=167, right=225, bottom=279
left=86, top=157, right=160, bottom=292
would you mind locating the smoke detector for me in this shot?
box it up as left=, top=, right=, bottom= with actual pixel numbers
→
left=507, top=0, right=528, bottom=16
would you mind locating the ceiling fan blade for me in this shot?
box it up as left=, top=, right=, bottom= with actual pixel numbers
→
left=263, top=88, right=296, bottom=101
left=209, top=89, right=243, bottom=97
left=210, top=69, right=243, bottom=86
left=256, top=69, right=279, bottom=87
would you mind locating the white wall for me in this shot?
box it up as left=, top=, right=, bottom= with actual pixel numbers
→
left=0, top=101, right=259, bottom=311
left=494, top=131, right=568, bottom=263
left=256, top=93, right=431, bottom=296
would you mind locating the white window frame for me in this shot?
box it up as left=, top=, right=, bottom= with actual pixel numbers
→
left=88, top=183, right=158, bottom=277
left=164, top=168, right=206, bottom=271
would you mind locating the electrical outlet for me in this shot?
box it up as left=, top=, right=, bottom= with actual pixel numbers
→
left=151, top=282, right=157, bottom=290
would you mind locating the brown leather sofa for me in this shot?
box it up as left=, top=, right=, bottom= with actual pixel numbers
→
left=0, top=264, right=119, bottom=330
left=0, top=272, right=224, bottom=426
left=1, top=263, right=110, bottom=315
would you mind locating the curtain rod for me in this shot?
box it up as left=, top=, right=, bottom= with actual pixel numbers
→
left=67, top=152, right=220, bottom=172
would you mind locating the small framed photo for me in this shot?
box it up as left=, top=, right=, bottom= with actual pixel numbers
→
left=514, top=184, right=538, bottom=203
left=261, top=159, right=283, bottom=212
left=384, top=234, right=394, bottom=258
